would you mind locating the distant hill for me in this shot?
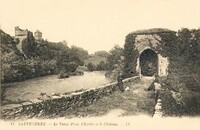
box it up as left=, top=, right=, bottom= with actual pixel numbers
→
left=84, top=51, right=109, bottom=65
left=84, top=56, right=107, bottom=65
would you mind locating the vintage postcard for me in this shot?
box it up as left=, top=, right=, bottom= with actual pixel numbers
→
left=0, top=0, right=200, bottom=130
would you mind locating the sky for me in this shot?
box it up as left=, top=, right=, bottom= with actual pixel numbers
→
left=0, top=0, right=200, bottom=54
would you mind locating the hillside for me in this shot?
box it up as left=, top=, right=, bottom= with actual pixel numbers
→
left=0, top=29, right=89, bottom=84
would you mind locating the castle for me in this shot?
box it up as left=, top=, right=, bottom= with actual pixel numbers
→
left=14, top=26, right=28, bottom=39
left=14, top=26, right=43, bottom=57
left=34, top=30, right=42, bottom=41
left=14, top=26, right=43, bottom=41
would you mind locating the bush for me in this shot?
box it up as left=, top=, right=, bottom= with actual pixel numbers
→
left=181, top=92, right=200, bottom=115
left=74, top=69, right=84, bottom=75
left=62, top=62, right=79, bottom=73
left=96, top=61, right=108, bottom=71
left=58, top=73, right=69, bottom=79
left=87, top=62, right=96, bottom=71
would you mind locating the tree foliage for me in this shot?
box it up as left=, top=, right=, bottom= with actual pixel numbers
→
left=107, top=45, right=123, bottom=70
left=94, top=51, right=109, bottom=58
left=87, top=62, right=96, bottom=71
left=0, top=30, right=89, bottom=83
left=104, top=45, right=124, bottom=79
left=96, top=61, right=108, bottom=71
left=70, top=45, right=89, bottom=62
left=123, top=34, right=139, bottom=78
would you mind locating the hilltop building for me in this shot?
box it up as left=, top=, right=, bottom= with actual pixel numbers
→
left=34, top=30, right=42, bottom=41
left=14, top=26, right=28, bottom=39
left=13, top=26, right=30, bottom=57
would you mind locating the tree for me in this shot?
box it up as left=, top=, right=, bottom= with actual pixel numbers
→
left=123, top=34, right=138, bottom=78
left=105, top=45, right=124, bottom=79
left=107, top=45, right=124, bottom=71
left=96, top=61, right=108, bottom=70
left=94, top=51, right=109, bottom=58
left=177, top=28, right=193, bottom=59
left=87, top=62, right=96, bottom=71
left=21, top=31, right=37, bottom=57
left=62, top=62, right=79, bottom=73
left=70, top=45, right=89, bottom=62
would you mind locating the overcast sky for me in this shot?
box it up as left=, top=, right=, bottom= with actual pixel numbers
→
left=0, top=0, right=200, bottom=54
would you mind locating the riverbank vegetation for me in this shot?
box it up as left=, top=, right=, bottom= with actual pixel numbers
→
left=86, top=45, right=124, bottom=80
left=0, top=29, right=123, bottom=85
left=0, top=30, right=89, bottom=83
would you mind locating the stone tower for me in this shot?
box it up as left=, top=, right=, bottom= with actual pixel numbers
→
left=124, top=28, right=176, bottom=78
left=34, top=30, right=42, bottom=41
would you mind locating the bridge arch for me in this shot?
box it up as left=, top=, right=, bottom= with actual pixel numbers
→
left=139, top=49, right=158, bottom=76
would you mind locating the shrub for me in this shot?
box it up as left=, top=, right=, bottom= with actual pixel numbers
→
left=63, top=62, right=79, bottom=73
left=123, top=34, right=139, bottom=78
left=87, top=62, right=96, bottom=71
left=96, top=61, right=108, bottom=71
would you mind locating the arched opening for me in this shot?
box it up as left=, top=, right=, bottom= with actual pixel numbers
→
left=139, top=49, right=158, bottom=76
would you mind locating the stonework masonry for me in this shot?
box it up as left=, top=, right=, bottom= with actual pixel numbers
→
left=132, top=30, right=170, bottom=77
left=15, top=26, right=28, bottom=38
left=1, top=76, right=139, bottom=119
left=34, top=30, right=42, bottom=41
left=14, top=26, right=29, bottom=56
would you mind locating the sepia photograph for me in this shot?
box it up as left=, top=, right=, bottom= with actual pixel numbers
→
left=0, top=0, right=200, bottom=129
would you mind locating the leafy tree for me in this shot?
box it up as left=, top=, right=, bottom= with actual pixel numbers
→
left=96, top=61, right=108, bottom=70
left=177, top=28, right=193, bottom=58
left=107, top=45, right=123, bottom=70
left=62, top=62, right=79, bottom=73
left=94, top=51, right=109, bottom=58
left=70, top=45, right=89, bottom=62
left=105, top=45, right=124, bottom=79
left=87, top=62, right=96, bottom=71
left=123, top=34, right=138, bottom=78
left=21, top=31, right=37, bottom=57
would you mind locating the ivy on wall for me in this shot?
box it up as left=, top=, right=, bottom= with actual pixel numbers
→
left=123, top=31, right=178, bottom=78
left=157, top=32, right=178, bottom=58
left=123, top=34, right=139, bottom=78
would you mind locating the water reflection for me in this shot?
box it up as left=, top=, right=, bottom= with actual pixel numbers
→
left=4, top=71, right=112, bottom=102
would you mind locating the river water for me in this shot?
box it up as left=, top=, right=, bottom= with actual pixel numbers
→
left=3, top=71, right=112, bottom=103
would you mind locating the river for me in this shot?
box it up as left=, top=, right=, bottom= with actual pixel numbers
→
left=2, top=71, right=112, bottom=104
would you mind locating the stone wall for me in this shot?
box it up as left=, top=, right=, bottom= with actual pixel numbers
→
left=1, top=76, right=139, bottom=119
left=135, top=34, right=161, bottom=54
left=15, top=26, right=28, bottom=37
left=134, top=33, right=169, bottom=77
left=123, top=28, right=176, bottom=78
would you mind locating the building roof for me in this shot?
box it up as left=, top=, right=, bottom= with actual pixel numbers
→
left=129, top=28, right=176, bottom=35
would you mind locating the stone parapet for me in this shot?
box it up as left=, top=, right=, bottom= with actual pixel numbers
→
left=1, top=76, right=139, bottom=119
